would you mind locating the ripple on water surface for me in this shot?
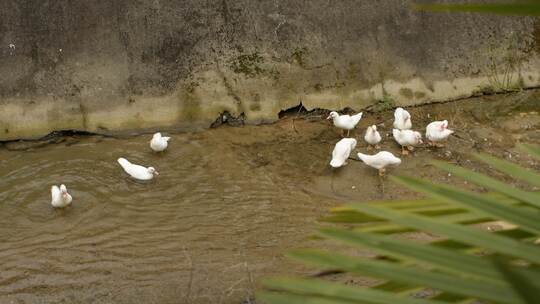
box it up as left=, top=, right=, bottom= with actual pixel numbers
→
left=0, top=131, right=335, bottom=303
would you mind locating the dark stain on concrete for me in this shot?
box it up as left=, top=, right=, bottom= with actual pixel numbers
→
left=0, top=0, right=537, bottom=139
left=414, top=91, right=426, bottom=99
left=399, top=88, right=413, bottom=99
left=1, top=0, right=534, bottom=100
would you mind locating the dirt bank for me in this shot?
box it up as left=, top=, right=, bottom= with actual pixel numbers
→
left=0, top=90, right=538, bottom=303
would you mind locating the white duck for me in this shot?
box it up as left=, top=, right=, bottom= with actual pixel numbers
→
left=330, top=138, right=357, bottom=168
left=393, top=107, right=412, bottom=130
left=327, top=111, right=363, bottom=137
left=426, top=120, right=454, bottom=147
left=150, top=132, right=170, bottom=152
left=392, top=129, right=423, bottom=155
left=51, top=184, right=72, bottom=208
left=357, top=151, right=401, bottom=176
left=117, top=158, right=159, bottom=181
left=364, top=125, right=382, bottom=149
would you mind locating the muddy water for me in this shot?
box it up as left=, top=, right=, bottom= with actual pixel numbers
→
left=1, top=91, right=539, bottom=304
left=0, top=132, right=336, bottom=304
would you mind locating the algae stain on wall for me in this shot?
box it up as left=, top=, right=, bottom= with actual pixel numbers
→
left=1, top=1, right=540, bottom=140
left=179, top=81, right=203, bottom=122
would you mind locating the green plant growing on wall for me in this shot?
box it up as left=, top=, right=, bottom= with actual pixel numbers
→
left=415, top=1, right=537, bottom=94
left=259, top=144, right=540, bottom=304
left=374, top=88, right=395, bottom=112
left=291, top=47, right=309, bottom=69
left=472, top=37, right=526, bottom=95
left=229, top=52, right=266, bottom=77
left=485, top=34, right=527, bottom=93
left=472, top=84, right=496, bottom=96
left=229, top=52, right=280, bottom=80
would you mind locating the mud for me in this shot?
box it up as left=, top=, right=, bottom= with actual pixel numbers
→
left=0, top=90, right=539, bottom=303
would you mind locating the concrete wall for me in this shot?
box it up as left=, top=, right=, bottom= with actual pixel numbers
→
left=1, top=0, right=539, bottom=140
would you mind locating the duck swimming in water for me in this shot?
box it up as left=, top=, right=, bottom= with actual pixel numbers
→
left=51, top=184, right=72, bottom=208
left=150, top=132, right=171, bottom=152
left=118, top=158, right=159, bottom=181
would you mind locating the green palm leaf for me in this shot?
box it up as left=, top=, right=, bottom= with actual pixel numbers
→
left=263, top=277, right=451, bottom=304
left=391, top=174, right=540, bottom=234
left=347, top=203, right=540, bottom=264
left=319, top=228, right=501, bottom=281
left=261, top=147, right=540, bottom=304
left=493, top=258, right=540, bottom=304
left=257, top=291, right=354, bottom=304
left=519, top=144, right=540, bottom=160
left=474, top=153, right=540, bottom=187
left=430, top=160, right=540, bottom=207
left=287, top=249, right=522, bottom=303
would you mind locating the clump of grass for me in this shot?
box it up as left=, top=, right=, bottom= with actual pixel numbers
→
left=373, top=89, right=395, bottom=112
left=485, top=34, right=526, bottom=93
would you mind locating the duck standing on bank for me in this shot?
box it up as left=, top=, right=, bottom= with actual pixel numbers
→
left=426, top=120, right=454, bottom=147
left=117, top=158, right=159, bottom=181
left=392, top=129, right=423, bottom=155
left=51, top=184, right=72, bottom=208
left=327, top=111, right=363, bottom=137
left=330, top=138, right=357, bottom=168
left=364, top=125, right=382, bottom=149
left=393, top=107, right=412, bottom=130
left=150, top=132, right=170, bottom=152
left=357, top=151, right=401, bottom=176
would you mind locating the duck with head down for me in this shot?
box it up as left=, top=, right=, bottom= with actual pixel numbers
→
left=426, top=120, right=454, bottom=147
left=392, top=129, right=423, bottom=155
left=329, top=138, right=357, bottom=168
left=393, top=107, right=412, bottom=130
left=357, top=151, right=401, bottom=176
left=150, top=132, right=171, bottom=152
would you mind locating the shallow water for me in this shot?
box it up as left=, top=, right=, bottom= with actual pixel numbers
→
left=0, top=129, right=344, bottom=303
left=1, top=91, right=539, bottom=303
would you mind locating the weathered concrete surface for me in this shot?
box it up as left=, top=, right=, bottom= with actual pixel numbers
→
left=1, top=0, right=540, bottom=140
